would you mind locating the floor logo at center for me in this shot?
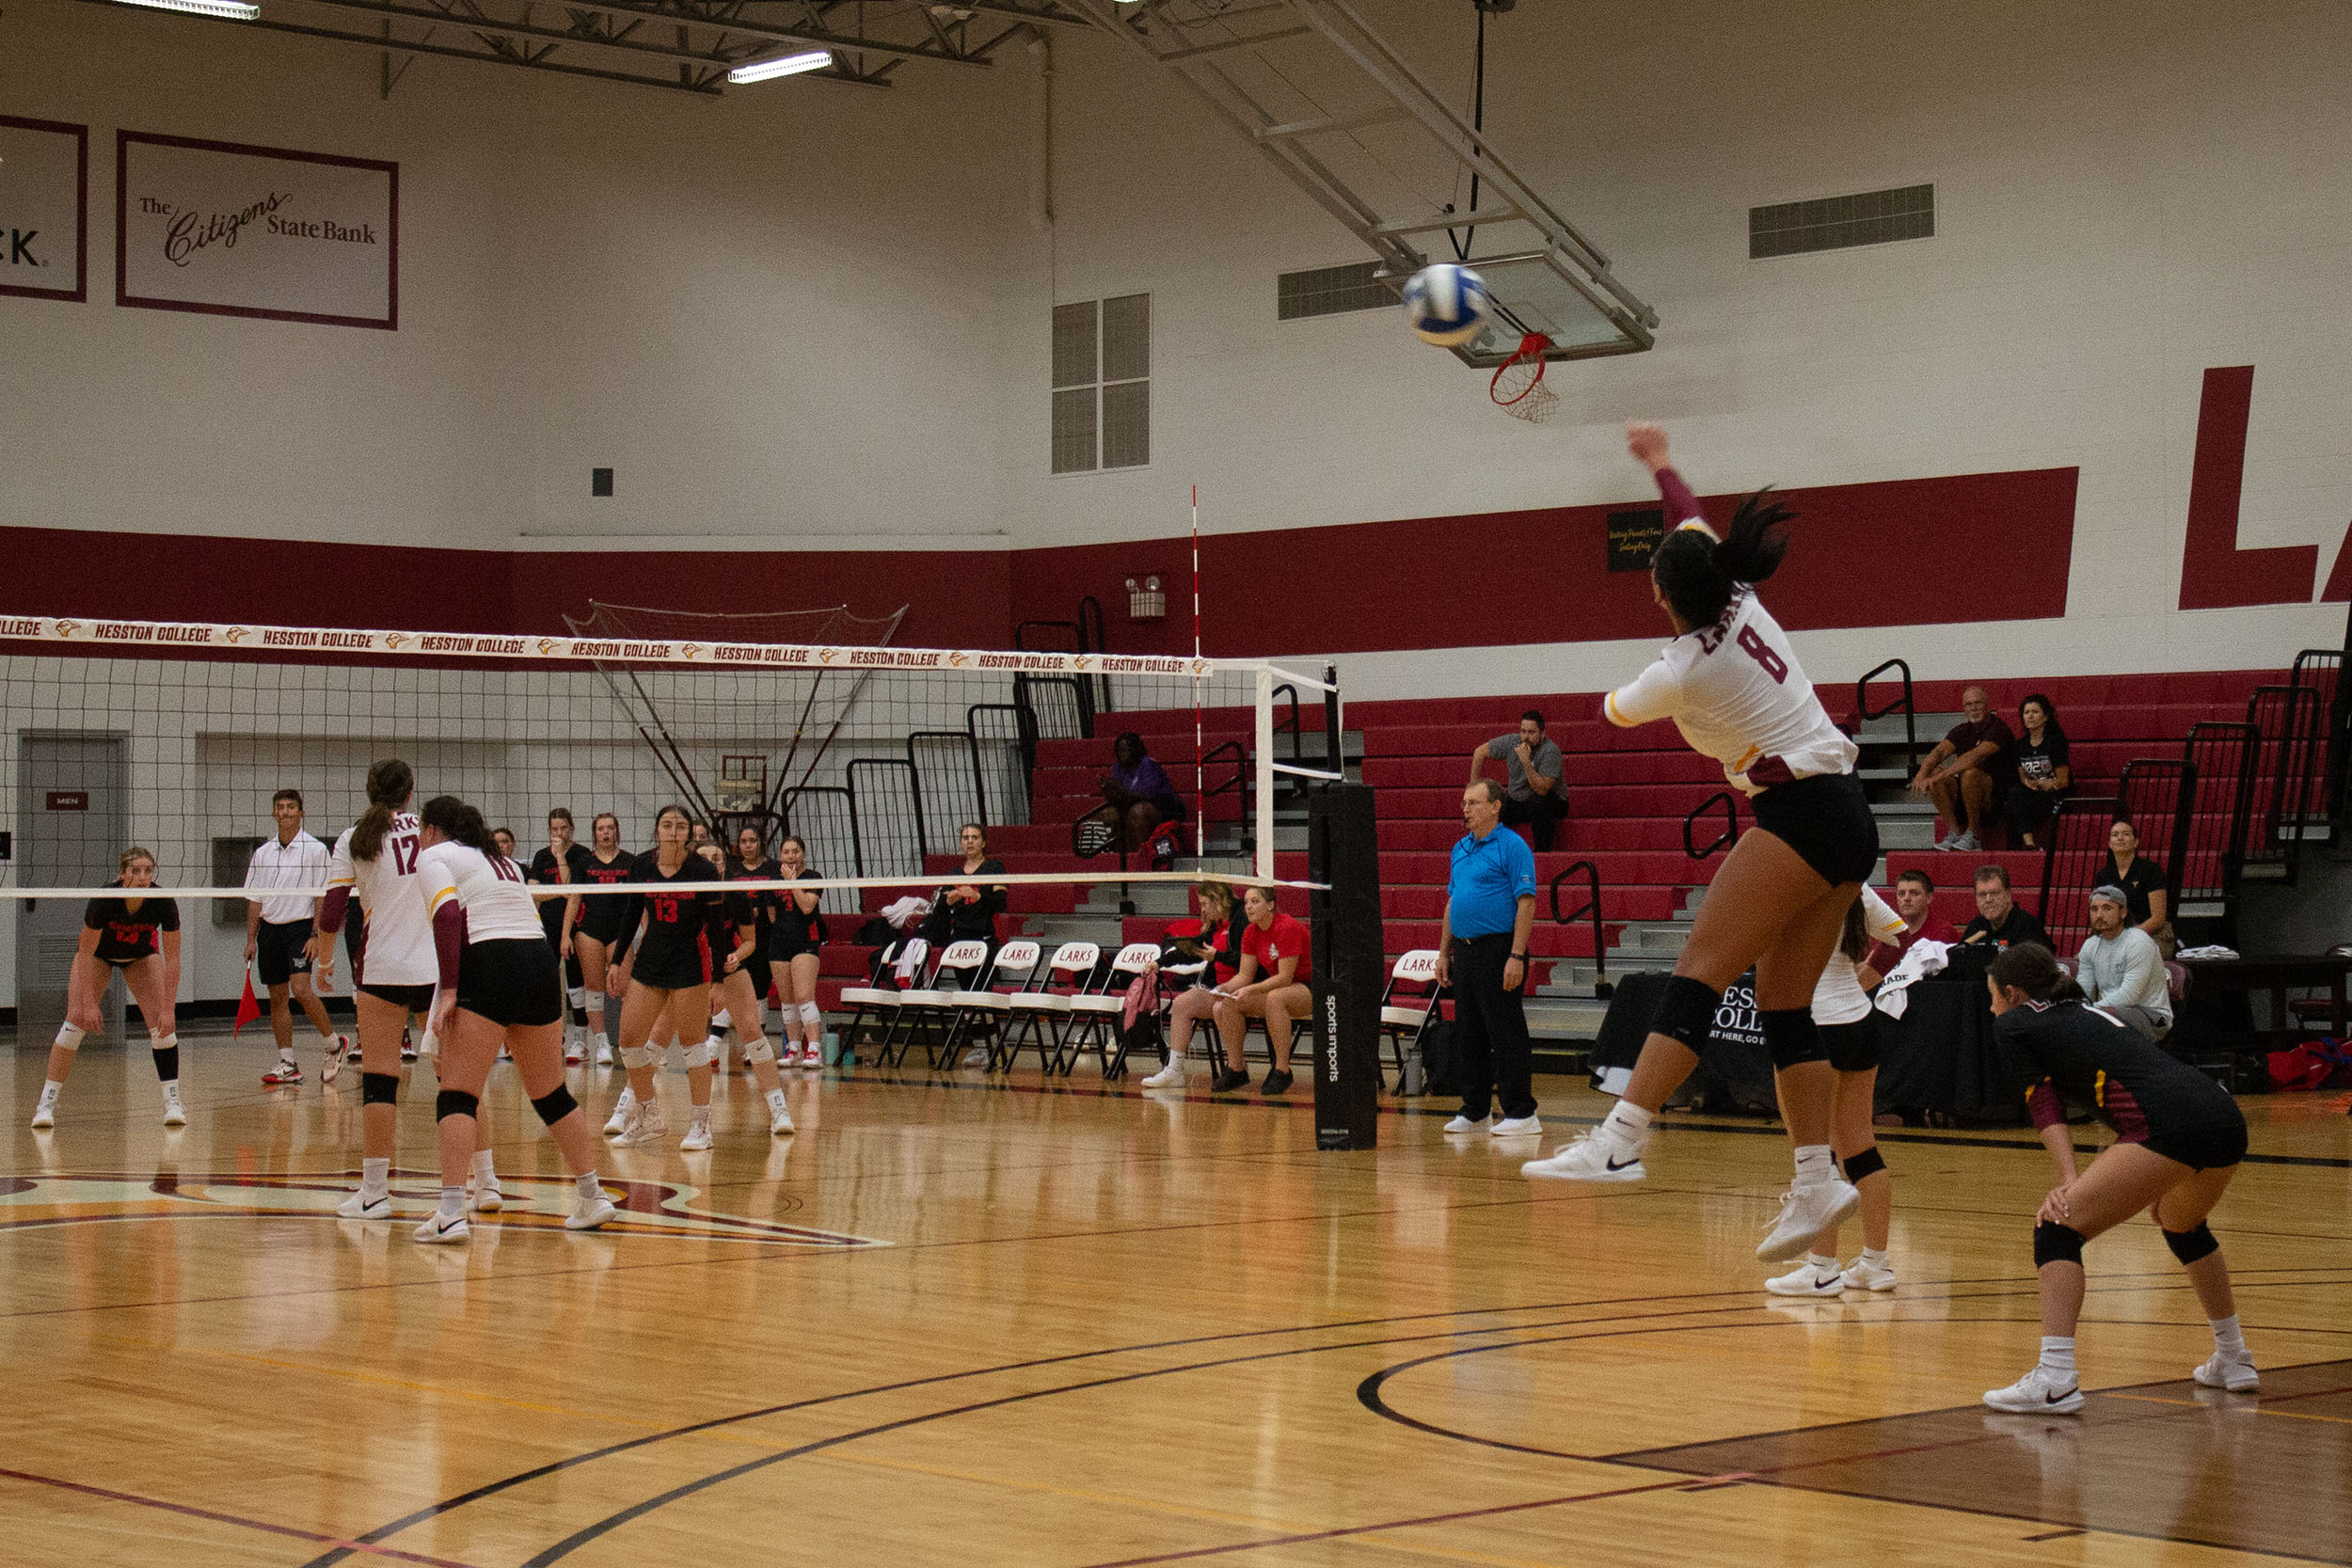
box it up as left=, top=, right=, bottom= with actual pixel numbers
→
left=0, top=1171, right=890, bottom=1247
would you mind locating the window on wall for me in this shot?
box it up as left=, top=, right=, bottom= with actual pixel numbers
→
left=1052, top=293, right=1150, bottom=473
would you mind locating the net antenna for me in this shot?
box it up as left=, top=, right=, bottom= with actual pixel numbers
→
left=562, top=600, right=907, bottom=830
left=1490, top=331, right=1557, bottom=423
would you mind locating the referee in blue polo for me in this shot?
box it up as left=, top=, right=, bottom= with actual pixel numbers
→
left=1436, top=779, right=1542, bottom=1135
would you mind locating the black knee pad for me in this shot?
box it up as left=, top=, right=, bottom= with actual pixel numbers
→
left=2163, top=1223, right=2218, bottom=1265
left=1648, top=974, right=1723, bottom=1051
left=362, top=1071, right=401, bottom=1107
left=1762, top=1008, right=1827, bottom=1069
left=530, top=1085, right=579, bottom=1127
left=2033, top=1220, right=2087, bottom=1267
left=1841, top=1145, right=1886, bottom=1183
left=435, top=1087, right=481, bottom=1123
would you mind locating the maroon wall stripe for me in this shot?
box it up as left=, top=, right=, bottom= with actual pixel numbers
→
left=0, top=466, right=2075, bottom=657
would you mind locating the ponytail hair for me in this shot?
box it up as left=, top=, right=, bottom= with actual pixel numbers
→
left=1990, top=942, right=2083, bottom=1005
left=350, top=757, right=415, bottom=862
left=1836, top=896, right=1869, bottom=962
left=420, top=794, right=492, bottom=853
left=1652, top=487, right=1796, bottom=628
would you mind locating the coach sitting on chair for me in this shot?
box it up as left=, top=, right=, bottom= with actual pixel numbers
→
left=1210, top=885, right=1311, bottom=1099
left=1437, top=780, right=1542, bottom=1136
left=1470, top=710, right=1567, bottom=851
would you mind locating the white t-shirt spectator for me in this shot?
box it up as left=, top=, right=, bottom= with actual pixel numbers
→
left=2077, top=927, right=2171, bottom=1024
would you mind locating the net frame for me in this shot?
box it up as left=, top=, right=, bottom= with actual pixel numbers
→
left=1490, top=332, right=1558, bottom=423
left=0, top=615, right=1343, bottom=896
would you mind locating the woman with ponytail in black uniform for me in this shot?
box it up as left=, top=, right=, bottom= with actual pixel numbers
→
left=527, top=808, right=593, bottom=1063
left=769, top=834, right=829, bottom=1069
left=694, top=842, right=795, bottom=1135
left=573, top=812, right=634, bottom=1067
left=33, top=847, right=183, bottom=1130
left=1524, top=423, right=1880, bottom=1266
left=1980, top=942, right=2256, bottom=1413
left=720, top=824, right=781, bottom=1072
left=606, top=804, right=739, bottom=1150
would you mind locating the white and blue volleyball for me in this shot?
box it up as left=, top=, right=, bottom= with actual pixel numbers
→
left=1400, top=263, right=1492, bottom=348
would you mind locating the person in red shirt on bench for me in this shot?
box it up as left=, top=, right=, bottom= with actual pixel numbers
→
left=1210, top=885, right=1311, bottom=1099
left=1856, top=869, right=1961, bottom=989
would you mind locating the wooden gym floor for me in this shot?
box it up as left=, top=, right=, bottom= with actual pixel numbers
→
left=2, top=1029, right=2347, bottom=1567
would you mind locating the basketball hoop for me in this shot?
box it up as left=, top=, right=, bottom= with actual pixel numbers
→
left=1491, top=332, right=1558, bottom=423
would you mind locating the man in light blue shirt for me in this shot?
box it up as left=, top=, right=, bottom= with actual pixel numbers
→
left=2078, top=885, right=2172, bottom=1039
left=1437, top=780, right=1541, bottom=1135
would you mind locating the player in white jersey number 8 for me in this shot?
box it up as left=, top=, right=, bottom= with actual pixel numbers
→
left=410, top=796, right=616, bottom=1243
left=1523, top=423, right=1883, bottom=1264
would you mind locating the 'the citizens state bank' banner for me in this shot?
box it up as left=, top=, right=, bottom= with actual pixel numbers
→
left=0, top=116, right=87, bottom=303
left=117, top=132, right=397, bottom=330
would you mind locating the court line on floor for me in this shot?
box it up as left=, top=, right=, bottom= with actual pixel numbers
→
left=0, top=1464, right=485, bottom=1568
left=284, top=1277, right=2041, bottom=1568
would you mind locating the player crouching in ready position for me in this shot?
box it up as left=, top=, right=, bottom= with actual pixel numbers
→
left=1980, top=942, right=2256, bottom=1413
left=1523, top=422, right=1878, bottom=1264
left=411, top=796, right=616, bottom=1243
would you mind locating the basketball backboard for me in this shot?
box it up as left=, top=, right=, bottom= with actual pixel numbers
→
left=1432, top=251, right=1658, bottom=368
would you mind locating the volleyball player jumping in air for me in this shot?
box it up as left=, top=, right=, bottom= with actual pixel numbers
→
left=1524, top=422, right=1881, bottom=1262
left=605, top=804, right=740, bottom=1150
left=1979, top=942, right=2256, bottom=1412
left=33, top=847, right=184, bottom=1130
left=572, top=812, right=635, bottom=1067
left=315, top=759, right=501, bottom=1220
left=410, top=797, right=615, bottom=1243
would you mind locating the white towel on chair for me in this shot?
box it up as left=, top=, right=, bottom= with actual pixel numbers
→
left=882, top=895, right=932, bottom=931
left=893, top=939, right=929, bottom=984
left=1872, top=940, right=1951, bottom=1021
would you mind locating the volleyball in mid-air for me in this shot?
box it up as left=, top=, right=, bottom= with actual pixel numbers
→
left=1400, top=262, right=1492, bottom=348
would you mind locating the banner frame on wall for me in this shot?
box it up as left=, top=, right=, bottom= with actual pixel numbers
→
left=116, top=130, right=399, bottom=331
left=0, top=115, right=89, bottom=304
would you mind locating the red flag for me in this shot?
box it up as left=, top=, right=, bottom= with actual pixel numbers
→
left=232, top=968, right=262, bottom=1036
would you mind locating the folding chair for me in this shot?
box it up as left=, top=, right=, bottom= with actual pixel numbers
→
left=882, top=939, right=990, bottom=1068
left=945, top=939, right=1041, bottom=1066
left=1059, top=942, right=1157, bottom=1078
left=1377, top=948, right=1443, bottom=1092
left=1000, top=941, right=1100, bottom=1073
left=835, top=941, right=903, bottom=1062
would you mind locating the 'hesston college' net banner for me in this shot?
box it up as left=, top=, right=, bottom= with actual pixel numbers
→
left=118, top=132, right=396, bottom=330
left=0, top=615, right=1226, bottom=678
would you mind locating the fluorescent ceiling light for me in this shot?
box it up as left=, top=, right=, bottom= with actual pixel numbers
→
left=727, top=48, right=831, bottom=83
left=114, top=0, right=262, bottom=17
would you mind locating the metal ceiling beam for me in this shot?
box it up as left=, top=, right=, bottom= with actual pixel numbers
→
left=266, top=0, right=803, bottom=77
left=226, top=12, right=724, bottom=91
left=533, top=0, right=992, bottom=65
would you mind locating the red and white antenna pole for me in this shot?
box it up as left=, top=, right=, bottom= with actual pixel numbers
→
left=1192, top=483, right=1204, bottom=859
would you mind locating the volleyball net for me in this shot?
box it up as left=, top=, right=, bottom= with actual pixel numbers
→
left=0, top=614, right=1344, bottom=1018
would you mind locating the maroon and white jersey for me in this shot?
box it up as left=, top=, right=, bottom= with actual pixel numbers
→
left=417, top=841, right=545, bottom=944
left=1604, top=467, right=1858, bottom=795
left=328, top=813, right=437, bottom=986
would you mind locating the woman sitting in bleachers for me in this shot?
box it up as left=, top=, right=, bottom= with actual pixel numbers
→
left=2006, top=692, right=2072, bottom=848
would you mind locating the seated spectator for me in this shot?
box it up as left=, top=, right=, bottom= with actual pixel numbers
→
left=2077, top=884, right=2172, bottom=1039
left=1857, top=869, right=1962, bottom=988
left=1959, top=864, right=2051, bottom=950
left=1470, top=709, right=1567, bottom=851
left=1091, top=732, right=1187, bottom=867
left=2100, top=818, right=2174, bottom=957
left=1908, top=685, right=2012, bottom=853
left=1140, top=881, right=1241, bottom=1089
left=1210, top=885, right=1311, bottom=1098
left=2004, top=692, right=2072, bottom=848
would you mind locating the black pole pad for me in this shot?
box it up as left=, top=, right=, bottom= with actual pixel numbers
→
left=1308, top=781, right=1382, bottom=1150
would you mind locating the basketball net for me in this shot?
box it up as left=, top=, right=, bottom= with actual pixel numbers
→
left=1491, top=332, right=1557, bottom=423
